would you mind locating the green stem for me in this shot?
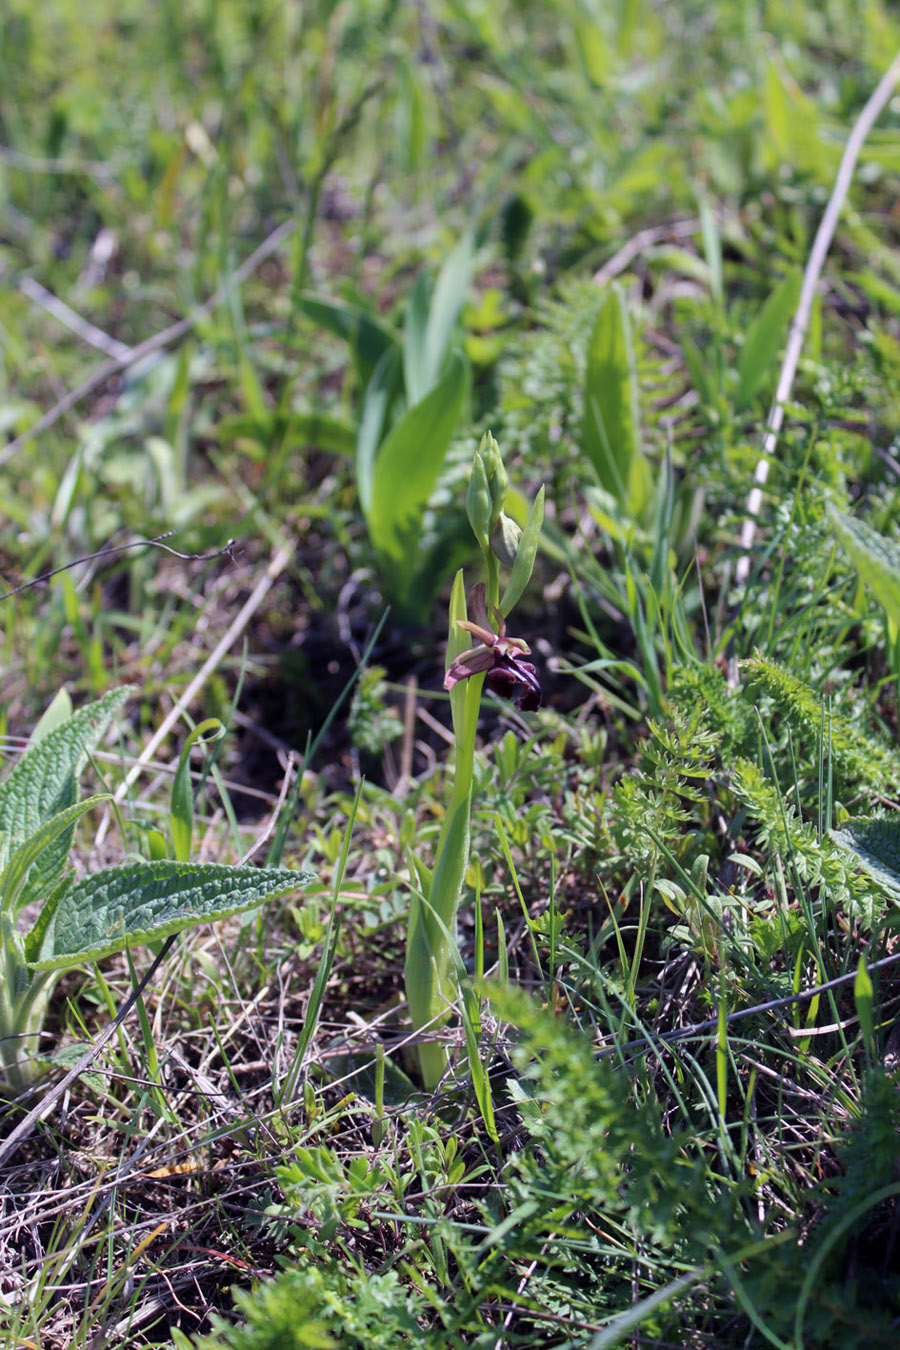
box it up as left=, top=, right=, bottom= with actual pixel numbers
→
left=0, top=920, right=55, bottom=1090
left=405, top=669, right=484, bottom=1089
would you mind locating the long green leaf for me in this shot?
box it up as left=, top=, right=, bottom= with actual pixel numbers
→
left=583, top=285, right=642, bottom=511
left=500, top=485, right=545, bottom=616
left=29, top=861, right=312, bottom=970
left=355, top=345, right=402, bottom=514
left=368, top=351, right=468, bottom=563
left=735, top=268, right=801, bottom=411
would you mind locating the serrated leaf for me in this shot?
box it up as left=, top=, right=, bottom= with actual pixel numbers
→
left=0, top=686, right=133, bottom=849
left=736, top=268, right=801, bottom=411
left=828, top=502, right=900, bottom=630
left=29, top=861, right=312, bottom=970
left=832, top=817, right=900, bottom=895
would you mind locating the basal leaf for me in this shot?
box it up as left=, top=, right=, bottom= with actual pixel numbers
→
left=368, top=351, right=468, bottom=563
left=583, top=285, right=642, bottom=511
left=29, top=861, right=312, bottom=970
left=829, top=502, right=900, bottom=630
left=736, top=268, right=801, bottom=411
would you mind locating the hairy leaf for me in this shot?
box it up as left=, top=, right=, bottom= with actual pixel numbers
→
left=0, top=686, right=132, bottom=846
left=29, top=861, right=312, bottom=969
left=832, top=817, right=900, bottom=897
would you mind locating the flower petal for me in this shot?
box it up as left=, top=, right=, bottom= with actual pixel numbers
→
left=444, top=645, right=494, bottom=690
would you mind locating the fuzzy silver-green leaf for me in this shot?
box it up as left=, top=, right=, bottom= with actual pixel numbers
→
left=29, top=861, right=311, bottom=970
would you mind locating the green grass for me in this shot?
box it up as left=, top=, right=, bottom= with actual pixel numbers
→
left=5, top=0, right=900, bottom=1345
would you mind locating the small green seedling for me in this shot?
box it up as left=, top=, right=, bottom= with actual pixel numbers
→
left=0, top=686, right=311, bottom=1091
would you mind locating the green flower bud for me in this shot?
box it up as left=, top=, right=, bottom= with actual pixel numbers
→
left=478, top=431, right=508, bottom=525
left=466, top=450, right=493, bottom=550
left=491, top=512, right=522, bottom=568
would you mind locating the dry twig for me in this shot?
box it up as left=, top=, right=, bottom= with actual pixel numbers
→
left=736, top=46, right=900, bottom=583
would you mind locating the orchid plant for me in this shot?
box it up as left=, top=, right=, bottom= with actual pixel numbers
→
left=404, top=432, right=544, bottom=1088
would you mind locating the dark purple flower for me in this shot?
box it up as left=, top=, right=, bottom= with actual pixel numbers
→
left=443, top=583, right=542, bottom=712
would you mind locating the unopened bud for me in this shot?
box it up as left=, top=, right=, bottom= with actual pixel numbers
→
left=466, top=451, right=493, bottom=549
left=491, top=512, right=522, bottom=568
left=478, top=431, right=508, bottom=523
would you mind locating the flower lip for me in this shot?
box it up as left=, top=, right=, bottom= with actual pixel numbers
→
left=443, top=583, right=542, bottom=711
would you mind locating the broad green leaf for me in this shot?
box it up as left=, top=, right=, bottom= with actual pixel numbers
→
left=368, top=351, right=468, bottom=563
left=356, top=345, right=402, bottom=515
left=29, top=861, right=312, bottom=970
left=736, top=268, right=801, bottom=411
left=402, top=271, right=432, bottom=405
left=3, top=794, right=109, bottom=916
left=298, top=294, right=399, bottom=388
left=501, top=485, right=545, bottom=616
left=583, top=285, right=643, bottom=511
left=0, top=686, right=133, bottom=849
left=832, top=816, right=900, bottom=895
left=829, top=502, right=900, bottom=629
